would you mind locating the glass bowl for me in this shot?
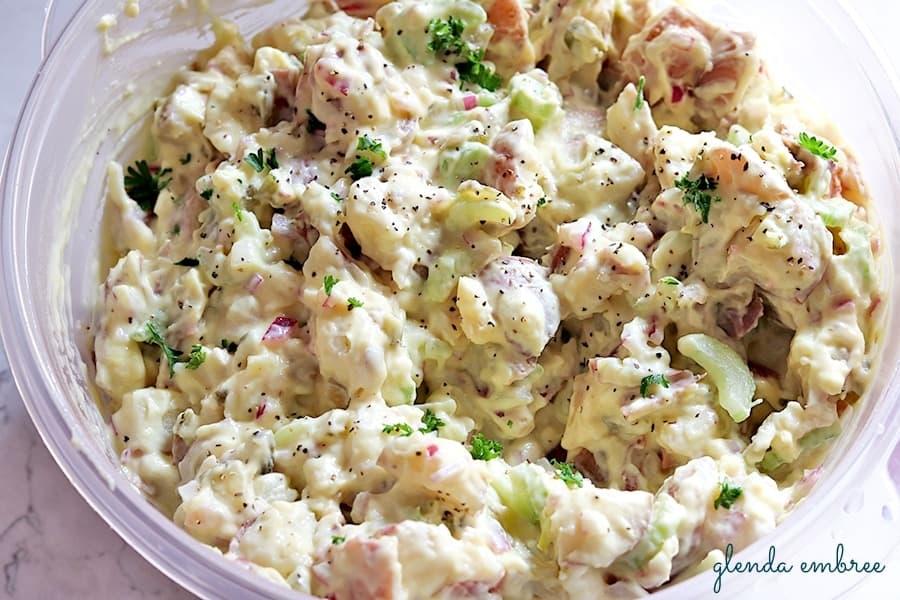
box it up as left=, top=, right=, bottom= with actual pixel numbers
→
left=1, top=0, right=898, bottom=598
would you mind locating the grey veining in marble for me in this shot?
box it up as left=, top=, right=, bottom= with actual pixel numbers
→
left=0, top=342, right=194, bottom=599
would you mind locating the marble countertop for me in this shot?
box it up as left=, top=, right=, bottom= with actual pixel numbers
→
left=1, top=1, right=898, bottom=599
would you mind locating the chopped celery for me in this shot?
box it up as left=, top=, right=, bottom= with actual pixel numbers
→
left=759, top=450, right=785, bottom=473
left=422, top=251, right=472, bottom=302
left=798, top=421, right=841, bottom=449
left=616, top=494, right=680, bottom=570
left=677, top=333, right=755, bottom=422
left=508, top=71, right=562, bottom=131
left=491, top=463, right=548, bottom=526
left=445, top=183, right=516, bottom=230
left=439, top=142, right=492, bottom=186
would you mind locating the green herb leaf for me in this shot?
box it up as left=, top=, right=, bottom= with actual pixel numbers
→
left=244, top=148, right=265, bottom=173
left=634, top=75, right=646, bottom=110
left=383, top=423, right=414, bottom=436
left=470, top=433, right=503, bottom=460
left=456, top=56, right=501, bottom=91
left=427, top=17, right=500, bottom=91
left=345, top=156, right=374, bottom=181
left=331, top=192, right=343, bottom=202
left=640, top=373, right=670, bottom=397
left=186, top=345, right=206, bottom=370
left=357, top=135, right=387, bottom=159
left=419, top=409, right=445, bottom=434
left=551, top=459, right=584, bottom=488
left=660, top=276, right=680, bottom=285
left=798, top=132, right=838, bottom=162
left=674, top=173, right=720, bottom=224
left=143, top=321, right=183, bottom=378
left=536, top=197, right=547, bottom=208
left=331, top=535, right=346, bottom=545
left=427, top=16, right=466, bottom=54
left=306, top=110, right=326, bottom=133
left=232, top=201, right=244, bottom=222
left=200, top=188, right=213, bottom=201
left=713, top=479, right=743, bottom=510
left=180, top=153, right=192, bottom=165
left=175, top=258, right=200, bottom=267
left=266, top=148, right=279, bottom=170
left=323, top=274, right=339, bottom=296
left=347, top=297, right=364, bottom=310
left=124, top=160, right=172, bottom=212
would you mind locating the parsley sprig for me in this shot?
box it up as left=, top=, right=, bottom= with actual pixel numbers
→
left=142, top=321, right=183, bottom=377
left=675, top=173, right=720, bottom=224
left=797, top=132, right=838, bottom=162
left=713, top=479, right=743, bottom=510
left=419, top=409, right=445, bottom=434
left=640, top=373, right=670, bottom=397
left=659, top=276, right=681, bottom=286
left=383, top=423, right=414, bottom=436
left=124, top=160, right=172, bottom=212
left=426, top=17, right=501, bottom=91
left=345, top=135, right=387, bottom=181
left=634, top=75, right=646, bottom=110
left=323, top=274, right=339, bottom=296
left=185, top=345, right=206, bottom=370
left=551, top=459, right=584, bottom=488
left=470, top=433, right=503, bottom=460
left=244, top=147, right=279, bottom=173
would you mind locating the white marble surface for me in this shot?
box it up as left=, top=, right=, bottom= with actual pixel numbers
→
left=0, top=1, right=898, bottom=599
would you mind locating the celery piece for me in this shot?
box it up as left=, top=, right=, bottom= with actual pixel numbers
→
left=491, top=463, right=548, bottom=526
left=508, top=72, right=562, bottom=131
left=677, top=333, right=754, bottom=422
left=439, top=142, right=493, bottom=185
left=798, top=421, right=841, bottom=450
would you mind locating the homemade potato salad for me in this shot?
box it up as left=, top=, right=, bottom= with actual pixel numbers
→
left=93, top=0, right=885, bottom=597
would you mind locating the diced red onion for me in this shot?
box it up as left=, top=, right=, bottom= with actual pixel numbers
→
left=463, top=94, right=477, bottom=110
left=671, top=85, right=685, bottom=103
left=262, top=315, right=297, bottom=343
left=244, top=273, right=264, bottom=293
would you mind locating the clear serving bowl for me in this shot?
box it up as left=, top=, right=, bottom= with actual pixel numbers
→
left=1, top=1, right=898, bottom=598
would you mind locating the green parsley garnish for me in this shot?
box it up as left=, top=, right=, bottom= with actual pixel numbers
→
left=323, top=274, right=339, bottom=296
left=244, top=147, right=278, bottom=173
left=331, top=535, right=345, bottom=545
left=220, top=339, right=239, bottom=353
left=172, top=224, right=181, bottom=236
left=470, top=433, right=503, bottom=460
left=383, top=423, right=414, bottom=436
left=456, top=56, right=502, bottom=91
left=356, top=135, right=387, bottom=159
left=143, top=321, right=183, bottom=377
left=345, top=157, right=373, bottom=180
left=713, top=479, right=743, bottom=510
left=200, top=188, right=213, bottom=201
left=640, top=373, right=670, bottom=397
left=180, top=153, right=192, bottom=165
left=185, top=345, right=206, bottom=370
left=124, top=160, right=172, bottom=212
left=674, top=173, right=720, bottom=224
left=536, top=197, right=547, bottom=208
left=347, top=297, right=364, bottom=310
left=426, top=17, right=501, bottom=91
left=660, top=276, right=681, bottom=285
left=634, top=75, right=646, bottom=110
left=232, top=201, right=244, bottom=222
left=306, top=110, right=326, bottom=133
left=175, top=258, right=199, bottom=267
left=419, top=409, right=445, bottom=434
left=797, top=132, right=838, bottom=162
left=551, top=459, right=584, bottom=488
left=427, top=16, right=466, bottom=54
left=331, top=192, right=343, bottom=202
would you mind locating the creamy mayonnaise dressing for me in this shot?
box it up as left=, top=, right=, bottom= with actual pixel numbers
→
left=92, top=0, right=884, bottom=597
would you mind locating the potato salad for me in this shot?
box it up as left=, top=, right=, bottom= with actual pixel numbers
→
left=93, top=0, right=885, bottom=597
